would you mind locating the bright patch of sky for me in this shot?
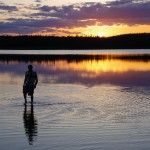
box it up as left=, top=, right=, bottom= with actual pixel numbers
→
left=2, top=0, right=110, bottom=6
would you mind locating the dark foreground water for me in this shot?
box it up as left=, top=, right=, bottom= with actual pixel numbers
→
left=1, top=50, right=150, bottom=150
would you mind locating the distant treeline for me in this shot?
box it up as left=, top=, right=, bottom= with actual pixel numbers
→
left=1, top=54, right=150, bottom=63
left=0, top=33, right=150, bottom=49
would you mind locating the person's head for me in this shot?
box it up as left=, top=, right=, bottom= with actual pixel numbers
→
left=28, top=64, right=33, bottom=71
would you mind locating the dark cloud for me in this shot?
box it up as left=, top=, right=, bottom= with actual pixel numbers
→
left=35, top=0, right=41, bottom=2
left=9, top=17, right=94, bottom=28
left=34, top=1, right=150, bottom=25
left=0, top=18, right=49, bottom=34
left=0, top=5, right=18, bottom=12
left=106, top=0, right=133, bottom=6
left=39, top=5, right=58, bottom=12
left=37, top=3, right=104, bottom=20
left=0, top=17, right=89, bottom=34
left=0, top=21, right=54, bottom=34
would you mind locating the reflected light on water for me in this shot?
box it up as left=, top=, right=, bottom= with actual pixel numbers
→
left=0, top=73, right=23, bottom=85
left=39, top=59, right=150, bottom=73
left=34, top=58, right=150, bottom=86
left=1, top=56, right=150, bottom=87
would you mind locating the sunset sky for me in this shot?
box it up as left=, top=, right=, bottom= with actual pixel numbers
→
left=0, top=0, right=150, bottom=36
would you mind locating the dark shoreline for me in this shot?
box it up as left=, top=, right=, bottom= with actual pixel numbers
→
left=0, top=33, right=150, bottom=50
left=1, top=54, right=150, bottom=62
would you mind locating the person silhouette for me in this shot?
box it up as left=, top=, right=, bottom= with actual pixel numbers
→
left=23, top=65, right=38, bottom=104
left=23, top=104, right=38, bottom=145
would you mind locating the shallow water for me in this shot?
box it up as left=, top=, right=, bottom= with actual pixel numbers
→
left=1, top=52, right=150, bottom=150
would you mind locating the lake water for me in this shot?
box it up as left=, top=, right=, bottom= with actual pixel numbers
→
left=1, top=50, right=150, bottom=150
left=1, top=49, right=150, bottom=54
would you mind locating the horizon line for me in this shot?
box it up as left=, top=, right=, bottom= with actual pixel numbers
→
left=0, top=32, right=150, bottom=38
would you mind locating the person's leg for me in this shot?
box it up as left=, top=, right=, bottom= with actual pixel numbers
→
left=30, top=85, right=34, bottom=104
left=24, top=92, right=27, bottom=103
left=31, top=94, right=34, bottom=104
left=23, top=84, right=27, bottom=104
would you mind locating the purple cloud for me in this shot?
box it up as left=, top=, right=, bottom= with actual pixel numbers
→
left=0, top=17, right=90, bottom=34
left=34, top=1, right=150, bottom=25
left=106, top=0, right=132, bottom=6
left=0, top=20, right=54, bottom=34
left=37, top=3, right=104, bottom=20
left=35, top=0, right=41, bottom=2
left=0, top=5, right=18, bottom=12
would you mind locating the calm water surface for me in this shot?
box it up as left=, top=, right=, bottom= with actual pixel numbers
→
left=1, top=50, right=150, bottom=150
left=1, top=49, right=150, bottom=54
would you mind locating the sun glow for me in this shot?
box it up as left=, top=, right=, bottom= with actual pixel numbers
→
left=98, top=32, right=105, bottom=37
left=73, top=25, right=150, bottom=37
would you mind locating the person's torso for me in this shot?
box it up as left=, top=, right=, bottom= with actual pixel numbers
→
left=26, top=71, right=37, bottom=84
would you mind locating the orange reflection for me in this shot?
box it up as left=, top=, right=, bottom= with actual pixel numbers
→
left=0, top=73, right=23, bottom=85
left=1, top=58, right=150, bottom=86
left=39, top=59, right=150, bottom=74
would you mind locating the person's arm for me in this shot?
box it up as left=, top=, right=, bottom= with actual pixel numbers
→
left=24, top=72, right=27, bottom=85
left=35, top=72, right=38, bottom=85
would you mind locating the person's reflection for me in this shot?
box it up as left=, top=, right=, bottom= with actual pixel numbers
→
left=23, top=104, right=38, bottom=145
